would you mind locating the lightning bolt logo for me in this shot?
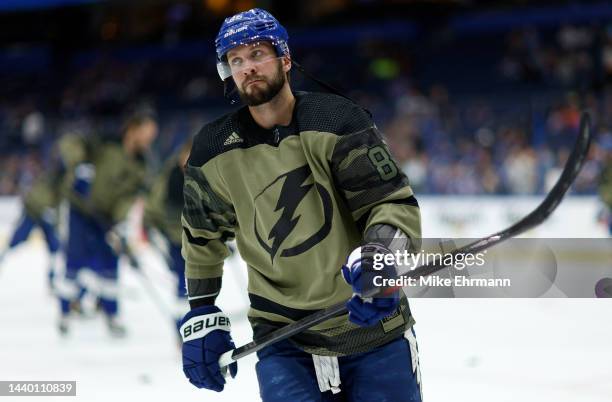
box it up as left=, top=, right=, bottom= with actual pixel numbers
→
left=254, top=165, right=333, bottom=263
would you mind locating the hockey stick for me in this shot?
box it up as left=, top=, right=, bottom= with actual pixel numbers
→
left=116, top=234, right=178, bottom=325
left=218, top=112, right=593, bottom=368
left=144, top=227, right=177, bottom=269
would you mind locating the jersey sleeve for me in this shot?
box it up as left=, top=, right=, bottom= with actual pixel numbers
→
left=23, top=172, right=61, bottom=221
left=329, top=106, right=421, bottom=246
left=91, top=147, right=146, bottom=224
left=110, top=192, right=139, bottom=224
left=181, top=159, right=236, bottom=281
left=600, top=162, right=612, bottom=208
left=57, top=134, right=89, bottom=171
left=62, top=141, right=146, bottom=225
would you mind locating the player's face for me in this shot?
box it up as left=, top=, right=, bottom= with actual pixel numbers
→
left=226, top=42, right=289, bottom=106
left=132, top=120, right=158, bottom=152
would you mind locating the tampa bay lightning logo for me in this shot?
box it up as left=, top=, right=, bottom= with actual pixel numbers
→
left=254, top=165, right=333, bottom=262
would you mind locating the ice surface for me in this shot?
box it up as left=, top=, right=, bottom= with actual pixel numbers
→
left=0, top=242, right=260, bottom=402
left=1, top=233, right=611, bottom=401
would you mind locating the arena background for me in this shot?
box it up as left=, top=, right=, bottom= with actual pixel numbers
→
left=0, top=1, right=611, bottom=401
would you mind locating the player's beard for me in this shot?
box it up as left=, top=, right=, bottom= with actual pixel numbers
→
left=237, top=60, right=285, bottom=106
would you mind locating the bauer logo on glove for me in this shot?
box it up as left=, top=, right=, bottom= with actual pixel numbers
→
left=179, top=306, right=237, bottom=392
left=182, top=314, right=231, bottom=339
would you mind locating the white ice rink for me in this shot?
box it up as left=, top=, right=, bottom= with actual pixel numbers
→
left=1, top=196, right=611, bottom=402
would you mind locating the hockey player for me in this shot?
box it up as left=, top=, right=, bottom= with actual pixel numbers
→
left=143, top=138, right=192, bottom=331
left=179, top=8, right=422, bottom=401
left=0, top=169, right=62, bottom=289
left=599, top=137, right=612, bottom=235
left=55, top=111, right=157, bottom=336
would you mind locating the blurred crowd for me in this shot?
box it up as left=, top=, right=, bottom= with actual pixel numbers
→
left=1, top=21, right=612, bottom=196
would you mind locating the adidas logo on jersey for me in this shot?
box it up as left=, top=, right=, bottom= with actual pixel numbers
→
left=223, top=132, right=244, bottom=146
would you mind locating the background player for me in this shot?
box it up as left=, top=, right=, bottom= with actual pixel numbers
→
left=143, top=138, right=192, bottom=332
left=0, top=168, right=62, bottom=289
left=55, top=110, right=158, bottom=336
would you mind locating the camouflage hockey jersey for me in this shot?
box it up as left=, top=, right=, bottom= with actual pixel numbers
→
left=182, top=92, right=421, bottom=356
left=59, top=134, right=148, bottom=226
left=600, top=159, right=612, bottom=209
left=23, top=172, right=62, bottom=224
left=23, top=138, right=80, bottom=223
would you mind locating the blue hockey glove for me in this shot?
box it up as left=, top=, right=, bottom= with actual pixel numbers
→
left=341, top=243, right=400, bottom=327
left=180, top=305, right=237, bottom=392
left=72, top=163, right=96, bottom=197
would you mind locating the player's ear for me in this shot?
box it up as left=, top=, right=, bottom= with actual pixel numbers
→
left=282, top=56, right=291, bottom=73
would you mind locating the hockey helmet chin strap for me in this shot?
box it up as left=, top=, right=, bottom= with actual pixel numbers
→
left=223, top=78, right=240, bottom=105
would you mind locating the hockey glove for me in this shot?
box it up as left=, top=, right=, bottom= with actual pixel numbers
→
left=73, top=163, right=96, bottom=197
left=180, top=305, right=237, bottom=392
left=341, top=243, right=400, bottom=327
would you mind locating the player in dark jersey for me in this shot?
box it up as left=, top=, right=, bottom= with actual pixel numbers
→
left=179, top=9, right=422, bottom=401
left=143, top=139, right=192, bottom=331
